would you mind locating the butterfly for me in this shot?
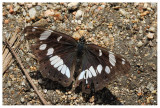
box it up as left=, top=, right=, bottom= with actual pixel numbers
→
left=24, top=26, right=130, bottom=94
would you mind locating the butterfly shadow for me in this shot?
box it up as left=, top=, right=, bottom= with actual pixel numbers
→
left=30, top=71, right=122, bottom=105
left=29, top=71, right=72, bottom=93
left=75, top=86, right=122, bottom=105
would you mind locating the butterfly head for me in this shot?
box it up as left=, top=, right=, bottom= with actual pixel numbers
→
left=79, top=36, right=86, bottom=44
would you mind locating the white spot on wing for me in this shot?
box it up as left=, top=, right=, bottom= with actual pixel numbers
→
left=97, top=64, right=103, bottom=74
left=109, top=52, right=116, bottom=66
left=105, top=66, right=110, bottom=74
left=39, top=44, right=47, bottom=50
left=122, top=58, right=125, bottom=64
left=99, top=49, right=102, bottom=56
left=89, top=66, right=96, bottom=77
left=39, top=30, right=52, bottom=40
left=47, top=48, right=54, bottom=55
left=51, top=57, right=60, bottom=65
left=65, top=67, right=70, bottom=78
left=86, top=80, right=88, bottom=84
left=61, top=65, right=67, bottom=74
left=57, top=36, right=62, bottom=42
left=78, top=71, right=85, bottom=80
left=85, top=70, right=89, bottom=79
left=50, top=56, right=58, bottom=61
left=54, top=59, right=63, bottom=68
left=58, top=65, right=63, bottom=71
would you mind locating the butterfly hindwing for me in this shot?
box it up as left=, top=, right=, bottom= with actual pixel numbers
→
left=75, top=44, right=130, bottom=93
left=24, top=26, right=78, bottom=87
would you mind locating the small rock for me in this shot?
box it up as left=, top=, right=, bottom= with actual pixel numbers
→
left=23, top=11, right=26, bottom=16
left=68, top=2, right=79, bottom=10
left=14, top=5, right=20, bottom=12
left=75, top=10, right=83, bottom=19
left=77, top=20, right=81, bottom=24
left=38, top=79, right=43, bottom=84
left=21, top=81, right=26, bottom=86
left=43, top=89, right=47, bottom=93
left=146, top=82, right=154, bottom=92
left=29, top=8, right=37, bottom=19
left=147, top=33, right=154, bottom=39
left=35, top=5, right=41, bottom=11
left=119, top=9, right=127, bottom=16
left=9, top=5, right=14, bottom=14
left=149, top=41, right=153, bottom=47
left=152, top=90, right=157, bottom=94
left=137, top=41, right=143, bottom=47
left=143, top=3, right=148, bottom=9
left=67, top=91, right=72, bottom=94
left=51, top=25, right=56, bottom=30
left=7, top=81, right=12, bottom=87
left=4, top=19, right=9, bottom=24
left=20, top=97, right=25, bottom=103
left=30, top=93, right=35, bottom=98
left=44, top=9, right=54, bottom=17
left=89, top=96, right=95, bottom=103
left=149, top=26, right=156, bottom=33
left=147, top=96, right=153, bottom=104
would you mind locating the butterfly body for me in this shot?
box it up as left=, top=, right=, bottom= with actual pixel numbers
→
left=24, top=26, right=130, bottom=94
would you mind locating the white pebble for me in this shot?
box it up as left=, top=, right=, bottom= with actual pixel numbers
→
left=75, top=10, right=83, bottom=19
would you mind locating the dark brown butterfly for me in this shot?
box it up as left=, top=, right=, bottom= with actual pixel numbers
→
left=24, top=26, right=130, bottom=94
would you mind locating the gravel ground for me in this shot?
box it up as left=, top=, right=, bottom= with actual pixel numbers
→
left=3, top=2, right=157, bottom=105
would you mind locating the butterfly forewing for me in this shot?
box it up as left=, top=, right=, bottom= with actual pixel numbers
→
left=75, top=44, right=130, bottom=93
left=24, top=26, right=78, bottom=87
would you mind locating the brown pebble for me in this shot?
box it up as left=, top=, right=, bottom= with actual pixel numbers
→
left=89, top=96, right=94, bottom=103
left=4, top=19, right=9, bottom=24
left=9, top=5, right=14, bottom=14
left=140, top=11, right=149, bottom=16
left=147, top=33, right=154, bottom=39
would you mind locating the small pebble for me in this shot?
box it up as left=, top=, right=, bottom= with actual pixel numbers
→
left=51, top=25, right=56, bottom=30
left=14, top=5, right=20, bottom=12
left=35, top=5, right=41, bottom=11
left=7, top=81, right=12, bottom=87
left=75, top=10, right=83, bottom=19
left=38, top=79, right=43, bottom=84
left=68, top=2, right=79, bottom=10
left=29, top=8, right=37, bottom=19
left=20, top=97, right=25, bottom=103
left=147, top=82, right=154, bottom=92
left=149, top=26, right=156, bottom=33
left=137, top=41, right=143, bottom=47
left=44, top=9, right=54, bottom=17
left=147, top=33, right=154, bottom=39
left=43, top=89, right=47, bottom=93
left=77, top=20, right=81, bottom=24
left=23, top=11, right=26, bottom=16
left=21, top=81, right=26, bottom=86
left=119, top=9, right=127, bottom=16
left=30, top=93, right=35, bottom=98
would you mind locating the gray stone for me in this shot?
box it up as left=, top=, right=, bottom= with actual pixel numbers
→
left=29, top=8, right=37, bottom=19
left=68, top=2, right=79, bottom=10
left=137, top=41, right=143, bottom=47
left=20, top=97, right=25, bottom=103
left=75, top=10, right=83, bottom=19
left=149, top=26, right=156, bottom=33
left=147, top=82, right=155, bottom=92
left=147, top=33, right=154, bottom=39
